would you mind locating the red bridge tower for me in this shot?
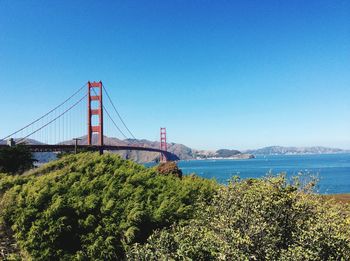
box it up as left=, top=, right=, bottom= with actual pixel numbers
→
left=160, top=127, right=167, bottom=162
left=87, top=81, right=104, bottom=146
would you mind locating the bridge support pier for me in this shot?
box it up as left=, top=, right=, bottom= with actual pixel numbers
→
left=160, top=128, right=167, bottom=162
left=7, top=138, right=16, bottom=147
left=73, top=138, right=81, bottom=154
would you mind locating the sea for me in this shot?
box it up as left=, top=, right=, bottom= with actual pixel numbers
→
left=151, top=153, right=350, bottom=194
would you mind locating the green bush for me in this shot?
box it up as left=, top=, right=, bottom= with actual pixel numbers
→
left=0, top=145, right=36, bottom=174
left=2, top=154, right=349, bottom=260
left=128, top=176, right=350, bottom=260
left=0, top=173, right=32, bottom=194
left=0, top=153, right=217, bottom=260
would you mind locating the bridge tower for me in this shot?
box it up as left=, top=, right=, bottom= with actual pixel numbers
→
left=160, top=127, right=167, bottom=162
left=87, top=81, right=104, bottom=146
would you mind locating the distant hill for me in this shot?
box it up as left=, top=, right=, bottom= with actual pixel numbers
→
left=0, top=138, right=44, bottom=145
left=2, top=136, right=193, bottom=163
left=3, top=137, right=344, bottom=162
left=245, top=146, right=346, bottom=155
left=59, top=135, right=194, bottom=163
left=216, top=149, right=241, bottom=157
left=193, top=149, right=254, bottom=160
left=61, top=135, right=253, bottom=162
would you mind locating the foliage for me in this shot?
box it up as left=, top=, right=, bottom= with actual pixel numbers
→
left=2, top=153, right=349, bottom=260
left=56, top=149, right=91, bottom=159
left=156, top=161, right=183, bottom=178
left=128, top=175, right=350, bottom=260
left=0, top=145, right=36, bottom=174
left=0, top=173, right=32, bottom=194
left=0, top=153, right=217, bottom=260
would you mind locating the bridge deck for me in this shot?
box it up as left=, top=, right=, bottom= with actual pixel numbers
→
left=0, top=144, right=179, bottom=161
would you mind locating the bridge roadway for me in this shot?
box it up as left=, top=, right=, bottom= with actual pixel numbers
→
left=0, top=144, right=179, bottom=161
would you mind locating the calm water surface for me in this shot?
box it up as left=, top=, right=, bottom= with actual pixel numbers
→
left=174, top=154, right=350, bottom=194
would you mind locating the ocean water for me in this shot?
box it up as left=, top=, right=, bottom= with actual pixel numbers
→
left=175, top=154, right=350, bottom=194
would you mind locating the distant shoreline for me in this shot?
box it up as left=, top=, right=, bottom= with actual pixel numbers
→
left=194, top=154, right=255, bottom=160
left=182, top=152, right=350, bottom=162
left=252, top=152, right=349, bottom=156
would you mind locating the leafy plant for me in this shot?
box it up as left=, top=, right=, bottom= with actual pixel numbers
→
left=128, top=175, right=350, bottom=260
left=0, top=153, right=217, bottom=260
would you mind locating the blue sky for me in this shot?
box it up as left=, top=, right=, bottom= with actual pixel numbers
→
left=1, top=0, right=349, bottom=150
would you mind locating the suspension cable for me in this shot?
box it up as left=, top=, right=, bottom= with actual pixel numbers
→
left=102, top=84, right=136, bottom=139
left=104, top=107, right=128, bottom=139
left=0, top=83, right=87, bottom=142
left=16, top=94, right=87, bottom=144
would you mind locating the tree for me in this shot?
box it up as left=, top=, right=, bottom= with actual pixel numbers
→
left=128, top=176, right=350, bottom=260
left=0, top=145, right=36, bottom=174
left=0, top=153, right=217, bottom=260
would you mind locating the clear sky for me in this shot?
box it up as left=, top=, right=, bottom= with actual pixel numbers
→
left=1, top=0, right=349, bottom=150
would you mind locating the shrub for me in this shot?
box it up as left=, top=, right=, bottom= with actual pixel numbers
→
left=0, top=173, right=32, bottom=194
left=0, top=153, right=217, bottom=260
left=128, top=175, right=350, bottom=260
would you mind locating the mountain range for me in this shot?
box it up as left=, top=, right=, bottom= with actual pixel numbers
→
left=1, top=136, right=348, bottom=163
left=58, top=135, right=194, bottom=162
left=244, top=146, right=347, bottom=155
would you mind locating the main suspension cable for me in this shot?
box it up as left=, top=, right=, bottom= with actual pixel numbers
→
left=104, top=107, right=128, bottom=140
left=0, top=83, right=87, bottom=142
left=102, top=84, right=136, bottom=139
left=16, top=94, right=87, bottom=144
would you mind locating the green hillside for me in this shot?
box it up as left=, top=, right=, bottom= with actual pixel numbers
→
left=0, top=153, right=216, bottom=260
left=1, top=153, right=350, bottom=260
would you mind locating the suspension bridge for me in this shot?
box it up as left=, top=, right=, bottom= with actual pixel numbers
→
left=0, top=81, right=179, bottom=162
